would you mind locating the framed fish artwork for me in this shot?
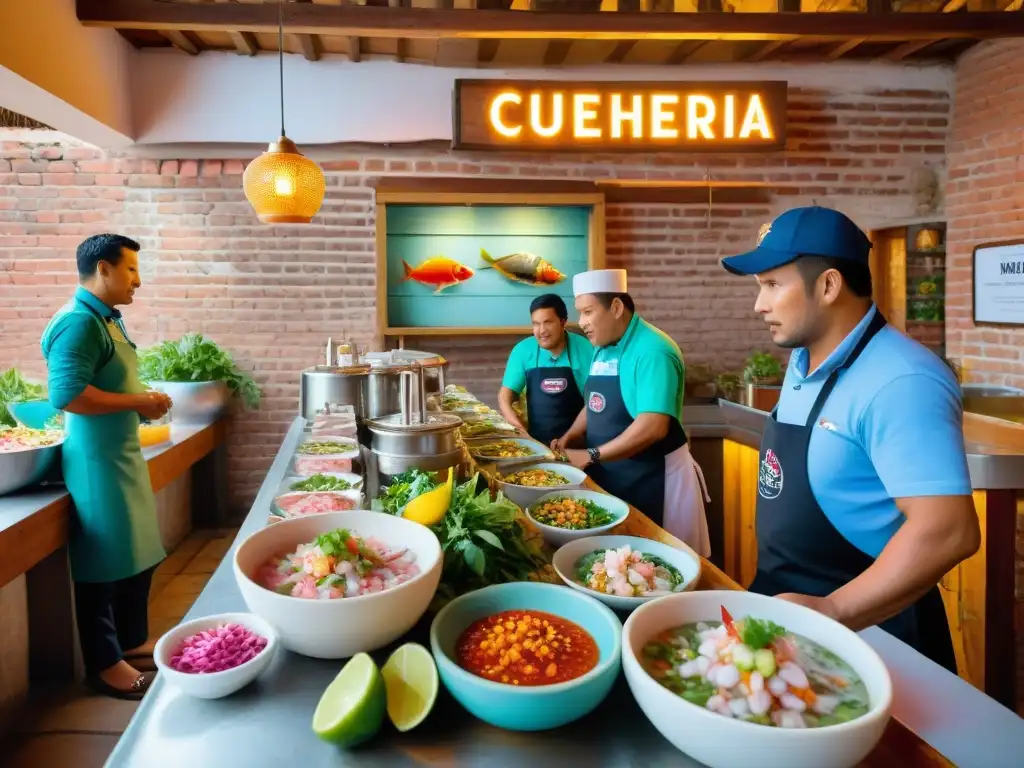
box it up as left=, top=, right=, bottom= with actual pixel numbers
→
left=375, top=186, right=605, bottom=336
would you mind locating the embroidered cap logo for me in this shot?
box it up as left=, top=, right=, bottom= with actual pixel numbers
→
left=757, top=222, right=772, bottom=246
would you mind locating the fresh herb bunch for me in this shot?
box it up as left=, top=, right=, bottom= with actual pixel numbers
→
left=373, top=469, right=548, bottom=603
left=137, top=334, right=262, bottom=408
left=0, top=368, right=46, bottom=427
left=290, top=474, right=353, bottom=492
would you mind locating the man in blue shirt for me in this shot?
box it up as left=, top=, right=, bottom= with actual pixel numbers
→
left=721, top=206, right=980, bottom=671
left=498, top=294, right=593, bottom=448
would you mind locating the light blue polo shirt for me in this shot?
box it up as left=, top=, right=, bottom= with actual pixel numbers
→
left=501, top=331, right=594, bottom=396
left=589, top=313, right=685, bottom=421
left=776, top=304, right=972, bottom=559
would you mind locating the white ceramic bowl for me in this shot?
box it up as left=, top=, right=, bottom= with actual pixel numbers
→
left=148, top=380, right=231, bottom=425
left=622, top=590, right=893, bottom=768
left=525, top=489, right=630, bottom=547
left=153, top=612, right=278, bottom=699
left=552, top=534, right=701, bottom=612
left=495, top=461, right=588, bottom=508
left=233, top=511, right=443, bottom=659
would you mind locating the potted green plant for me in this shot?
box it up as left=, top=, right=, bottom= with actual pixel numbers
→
left=742, top=351, right=784, bottom=411
left=137, top=334, right=262, bottom=425
left=714, top=372, right=742, bottom=404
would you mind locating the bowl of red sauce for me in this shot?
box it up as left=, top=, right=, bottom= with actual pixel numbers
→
left=429, top=582, right=622, bottom=731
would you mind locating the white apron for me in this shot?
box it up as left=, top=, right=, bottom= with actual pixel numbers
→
left=662, top=444, right=711, bottom=558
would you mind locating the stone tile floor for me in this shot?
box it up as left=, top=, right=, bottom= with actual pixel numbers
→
left=5, top=528, right=236, bottom=768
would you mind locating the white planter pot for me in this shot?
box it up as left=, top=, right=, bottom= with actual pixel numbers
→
left=149, top=381, right=232, bottom=425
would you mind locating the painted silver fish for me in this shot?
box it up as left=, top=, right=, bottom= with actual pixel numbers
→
left=480, top=249, right=565, bottom=286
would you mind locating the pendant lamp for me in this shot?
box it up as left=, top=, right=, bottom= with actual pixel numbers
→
left=243, top=0, right=325, bottom=224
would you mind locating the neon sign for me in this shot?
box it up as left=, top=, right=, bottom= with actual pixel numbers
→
left=454, top=80, right=787, bottom=152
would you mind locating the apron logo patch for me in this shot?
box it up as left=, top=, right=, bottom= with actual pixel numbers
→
left=758, top=448, right=784, bottom=500
left=588, top=392, right=606, bottom=413
left=540, top=378, right=568, bottom=394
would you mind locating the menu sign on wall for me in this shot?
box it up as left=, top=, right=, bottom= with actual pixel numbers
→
left=973, top=240, right=1024, bottom=326
left=453, top=79, right=787, bottom=152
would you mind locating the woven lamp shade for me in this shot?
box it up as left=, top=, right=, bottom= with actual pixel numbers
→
left=243, top=137, right=325, bottom=224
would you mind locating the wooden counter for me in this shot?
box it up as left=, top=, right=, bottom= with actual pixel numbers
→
left=0, top=419, right=228, bottom=738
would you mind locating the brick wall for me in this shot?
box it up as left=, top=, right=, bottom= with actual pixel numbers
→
left=0, top=84, right=950, bottom=510
left=945, top=40, right=1024, bottom=388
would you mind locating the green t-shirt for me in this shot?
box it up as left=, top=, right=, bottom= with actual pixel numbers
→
left=588, top=313, right=685, bottom=420
left=501, top=331, right=594, bottom=396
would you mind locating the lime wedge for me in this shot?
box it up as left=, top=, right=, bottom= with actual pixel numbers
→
left=381, top=643, right=439, bottom=732
left=312, top=652, right=386, bottom=747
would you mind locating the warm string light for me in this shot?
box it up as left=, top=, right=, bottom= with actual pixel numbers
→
left=243, top=0, right=325, bottom=224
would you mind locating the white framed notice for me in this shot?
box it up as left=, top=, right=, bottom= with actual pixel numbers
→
left=973, top=240, right=1024, bottom=326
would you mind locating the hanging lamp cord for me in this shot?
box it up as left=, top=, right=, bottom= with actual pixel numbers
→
left=278, top=0, right=286, bottom=138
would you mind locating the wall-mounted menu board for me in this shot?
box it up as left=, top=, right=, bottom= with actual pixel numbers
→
left=376, top=187, right=604, bottom=336
left=974, top=240, right=1024, bottom=326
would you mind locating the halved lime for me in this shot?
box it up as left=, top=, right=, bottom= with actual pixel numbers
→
left=381, top=643, right=439, bottom=732
left=312, top=652, right=386, bottom=747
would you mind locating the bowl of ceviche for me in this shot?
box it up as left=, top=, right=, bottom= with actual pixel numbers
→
left=153, top=612, right=279, bottom=699
left=429, top=581, right=622, bottom=732
left=495, top=462, right=588, bottom=508
left=621, top=590, right=893, bottom=768
left=233, top=511, right=442, bottom=659
left=552, top=535, right=701, bottom=612
left=525, top=489, right=629, bottom=547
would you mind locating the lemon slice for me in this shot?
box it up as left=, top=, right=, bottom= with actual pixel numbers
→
left=311, top=653, right=386, bottom=747
left=381, top=643, right=439, bottom=733
left=402, top=467, right=454, bottom=527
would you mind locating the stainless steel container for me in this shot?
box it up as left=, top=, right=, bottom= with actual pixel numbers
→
left=0, top=439, right=64, bottom=497
left=366, top=367, right=464, bottom=475
left=298, top=364, right=371, bottom=422
left=364, top=351, right=448, bottom=419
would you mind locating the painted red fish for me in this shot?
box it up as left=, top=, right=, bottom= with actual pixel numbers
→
left=401, top=257, right=475, bottom=293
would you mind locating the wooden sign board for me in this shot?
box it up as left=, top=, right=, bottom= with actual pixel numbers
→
left=973, top=240, right=1024, bottom=326
left=453, top=79, right=788, bottom=153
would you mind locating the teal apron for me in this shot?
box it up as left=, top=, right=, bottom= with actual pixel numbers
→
left=60, top=310, right=166, bottom=584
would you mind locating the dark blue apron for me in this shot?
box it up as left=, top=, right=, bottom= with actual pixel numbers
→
left=524, top=341, right=584, bottom=449
left=584, top=360, right=687, bottom=527
left=749, top=311, right=956, bottom=672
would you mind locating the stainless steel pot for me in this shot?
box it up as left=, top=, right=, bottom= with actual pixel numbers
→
left=365, top=364, right=413, bottom=421
left=366, top=367, right=463, bottom=469
left=299, top=364, right=370, bottom=422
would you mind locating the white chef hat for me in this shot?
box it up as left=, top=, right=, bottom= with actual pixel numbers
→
left=573, top=269, right=628, bottom=297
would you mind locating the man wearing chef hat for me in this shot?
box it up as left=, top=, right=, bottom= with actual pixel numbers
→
left=555, top=269, right=711, bottom=557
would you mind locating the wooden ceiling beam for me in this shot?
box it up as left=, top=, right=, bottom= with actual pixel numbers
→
left=885, top=39, right=936, bottom=59
left=543, top=40, right=573, bottom=67
left=667, top=40, right=712, bottom=64
left=348, top=36, right=362, bottom=63
left=825, top=38, right=865, bottom=60
left=746, top=39, right=791, bottom=62
left=296, top=34, right=322, bottom=62
left=604, top=40, right=637, bottom=63
left=75, top=2, right=1024, bottom=41
left=229, top=31, right=258, bottom=56
left=477, top=39, right=500, bottom=63
left=160, top=30, right=199, bottom=56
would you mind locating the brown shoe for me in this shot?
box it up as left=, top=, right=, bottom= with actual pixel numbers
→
left=89, top=671, right=156, bottom=701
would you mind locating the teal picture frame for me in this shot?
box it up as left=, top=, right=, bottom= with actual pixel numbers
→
left=375, top=187, right=605, bottom=338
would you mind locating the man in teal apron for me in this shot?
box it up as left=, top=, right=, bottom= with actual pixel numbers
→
left=498, top=294, right=593, bottom=447
left=41, top=234, right=172, bottom=699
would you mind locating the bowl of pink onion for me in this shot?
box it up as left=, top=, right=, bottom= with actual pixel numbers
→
left=154, top=612, right=279, bottom=699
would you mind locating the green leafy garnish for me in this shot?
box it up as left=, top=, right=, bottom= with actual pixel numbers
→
left=137, top=334, right=262, bottom=408
left=739, top=617, right=789, bottom=651
left=373, top=471, right=547, bottom=605
left=0, top=368, right=46, bottom=428
left=290, top=473, right=353, bottom=492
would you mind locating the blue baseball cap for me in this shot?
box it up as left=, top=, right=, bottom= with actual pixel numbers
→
left=721, top=206, right=872, bottom=276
